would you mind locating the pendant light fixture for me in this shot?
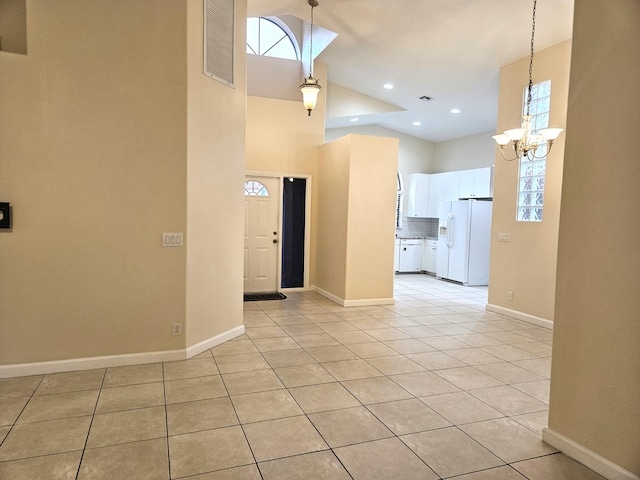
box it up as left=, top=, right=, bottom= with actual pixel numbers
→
left=299, top=0, right=321, bottom=116
left=492, top=0, right=564, bottom=161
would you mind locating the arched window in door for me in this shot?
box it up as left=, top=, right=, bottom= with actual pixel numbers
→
left=244, top=180, right=269, bottom=197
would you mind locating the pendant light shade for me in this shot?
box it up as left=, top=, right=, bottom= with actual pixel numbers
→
left=300, top=75, right=322, bottom=116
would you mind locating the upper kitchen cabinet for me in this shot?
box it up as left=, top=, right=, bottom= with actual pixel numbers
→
left=442, top=171, right=460, bottom=201
left=427, top=174, right=442, bottom=218
left=459, top=167, right=493, bottom=198
left=406, top=168, right=493, bottom=219
left=427, top=171, right=459, bottom=217
left=406, top=173, right=430, bottom=217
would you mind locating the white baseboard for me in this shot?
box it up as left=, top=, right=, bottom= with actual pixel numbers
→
left=485, top=303, right=554, bottom=330
left=311, top=285, right=394, bottom=307
left=185, top=325, right=245, bottom=358
left=344, top=297, right=394, bottom=307
left=542, top=428, right=639, bottom=480
left=310, top=286, right=345, bottom=305
left=0, top=325, right=245, bottom=379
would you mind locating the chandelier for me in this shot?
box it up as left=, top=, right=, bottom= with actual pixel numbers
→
left=492, top=0, right=564, bottom=161
left=299, top=0, right=322, bottom=116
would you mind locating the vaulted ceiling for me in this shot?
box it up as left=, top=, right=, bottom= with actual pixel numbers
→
left=247, top=0, right=574, bottom=143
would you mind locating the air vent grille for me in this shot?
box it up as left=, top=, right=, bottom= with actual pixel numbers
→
left=204, top=0, right=235, bottom=87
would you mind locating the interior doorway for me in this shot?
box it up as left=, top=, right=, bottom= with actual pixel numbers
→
left=281, top=177, right=306, bottom=288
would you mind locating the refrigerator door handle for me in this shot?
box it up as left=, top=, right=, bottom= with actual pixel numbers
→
left=446, top=213, right=453, bottom=248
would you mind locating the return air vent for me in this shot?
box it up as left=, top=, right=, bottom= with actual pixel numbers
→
left=204, top=0, right=235, bottom=87
left=419, top=96, right=433, bottom=102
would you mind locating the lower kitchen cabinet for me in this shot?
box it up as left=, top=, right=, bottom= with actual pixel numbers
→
left=397, top=238, right=423, bottom=272
left=422, top=239, right=438, bottom=273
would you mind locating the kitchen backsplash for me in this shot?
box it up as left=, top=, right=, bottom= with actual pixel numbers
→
left=396, top=216, right=438, bottom=238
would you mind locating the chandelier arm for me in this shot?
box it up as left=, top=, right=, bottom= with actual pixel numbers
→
left=495, top=144, right=520, bottom=162
left=529, top=142, right=555, bottom=160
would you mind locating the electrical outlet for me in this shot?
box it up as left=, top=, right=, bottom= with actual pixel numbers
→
left=507, top=291, right=513, bottom=301
left=172, top=323, right=182, bottom=336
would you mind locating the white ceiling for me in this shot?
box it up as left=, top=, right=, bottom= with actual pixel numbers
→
left=247, top=0, right=574, bottom=143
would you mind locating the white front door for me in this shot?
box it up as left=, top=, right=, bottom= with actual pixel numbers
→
left=244, top=176, right=280, bottom=293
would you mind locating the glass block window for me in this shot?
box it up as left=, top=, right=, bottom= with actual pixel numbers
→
left=244, top=180, right=269, bottom=196
left=517, top=80, right=551, bottom=222
left=246, top=17, right=298, bottom=60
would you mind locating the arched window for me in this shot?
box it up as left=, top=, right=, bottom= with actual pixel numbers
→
left=246, top=17, right=298, bottom=61
left=244, top=180, right=269, bottom=197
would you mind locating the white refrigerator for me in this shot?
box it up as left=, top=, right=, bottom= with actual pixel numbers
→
left=437, top=200, right=492, bottom=286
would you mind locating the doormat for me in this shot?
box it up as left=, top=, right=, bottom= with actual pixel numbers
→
left=243, top=292, right=287, bottom=302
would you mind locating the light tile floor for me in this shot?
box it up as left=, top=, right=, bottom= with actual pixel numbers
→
left=0, top=274, right=607, bottom=479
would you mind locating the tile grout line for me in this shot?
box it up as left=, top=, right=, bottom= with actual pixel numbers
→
left=74, top=368, right=107, bottom=480
left=0, top=373, right=45, bottom=451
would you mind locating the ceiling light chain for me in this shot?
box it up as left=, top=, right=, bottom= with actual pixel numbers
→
left=299, top=0, right=322, bottom=116
left=492, top=0, right=564, bottom=162
left=309, top=0, right=314, bottom=78
left=526, top=0, right=536, bottom=116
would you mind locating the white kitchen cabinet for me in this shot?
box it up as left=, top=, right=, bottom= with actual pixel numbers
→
left=458, top=167, right=493, bottom=198
left=426, top=174, right=443, bottom=218
left=421, top=239, right=437, bottom=273
left=397, top=239, right=423, bottom=272
left=421, top=168, right=493, bottom=218
left=428, top=171, right=459, bottom=217
left=442, top=171, right=460, bottom=201
left=393, top=239, right=400, bottom=272
left=406, top=174, right=430, bottom=217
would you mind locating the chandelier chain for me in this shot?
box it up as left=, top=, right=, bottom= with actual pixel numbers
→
left=526, top=0, right=537, bottom=116
left=309, top=3, right=314, bottom=77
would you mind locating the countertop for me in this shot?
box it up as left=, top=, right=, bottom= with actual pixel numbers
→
left=395, top=235, right=438, bottom=240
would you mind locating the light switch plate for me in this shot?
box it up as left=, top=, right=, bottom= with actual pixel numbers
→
left=163, top=233, right=184, bottom=247
left=497, top=233, right=511, bottom=242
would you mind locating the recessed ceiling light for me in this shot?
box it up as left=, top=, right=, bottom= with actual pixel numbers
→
left=412, top=121, right=422, bottom=126
left=451, top=108, right=461, bottom=114
left=383, top=83, right=394, bottom=90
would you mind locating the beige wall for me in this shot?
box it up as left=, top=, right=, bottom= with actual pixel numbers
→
left=344, top=135, right=397, bottom=301
left=315, top=135, right=397, bottom=303
left=433, top=131, right=496, bottom=173
left=0, top=0, right=27, bottom=54
left=488, top=40, right=571, bottom=322
left=185, top=0, right=246, bottom=346
left=314, top=137, right=351, bottom=299
left=548, top=0, right=640, bottom=475
left=246, top=67, right=325, bottom=175
left=0, top=0, right=188, bottom=364
left=0, top=0, right=247, bottom=367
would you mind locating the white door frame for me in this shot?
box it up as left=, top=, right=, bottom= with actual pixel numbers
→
left=245, top=170, right=312, bottom=292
